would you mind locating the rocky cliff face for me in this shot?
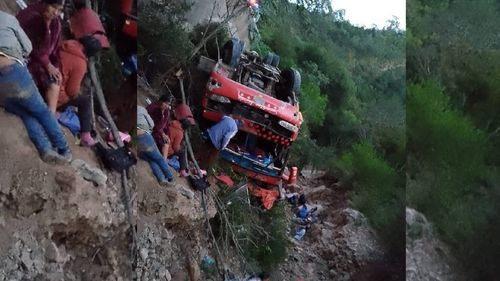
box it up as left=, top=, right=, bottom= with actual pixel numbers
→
left=276, top=172, right=400, bottom=281
left=0, top=105, right=219, bottom=281
left=0, top=110, right=133, bottom=281
left=406, top=208, right=463, bottom=281
left=135, top=161, right=217, bottom=281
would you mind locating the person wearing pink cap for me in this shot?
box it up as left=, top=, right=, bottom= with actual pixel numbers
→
left=68, top=6, right=110, bottom=50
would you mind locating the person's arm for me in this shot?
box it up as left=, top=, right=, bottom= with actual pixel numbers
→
left=12, top=17, right=33, bottom=58
left=144, top=109, right=155, bottom=131
left=65, top=59, right=86, bottom=99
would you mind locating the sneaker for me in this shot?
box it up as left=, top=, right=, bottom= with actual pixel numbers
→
left=80, top=138, right=97, bottom=147
left=160, top=177, right=176, bottom=187
left=80, top=132, right=97, bottom=147
left=41, top=150, right=70, bottom=164
left=166, top=177, right=176, bottom=186
left=60, top=150, right=72, bottom=162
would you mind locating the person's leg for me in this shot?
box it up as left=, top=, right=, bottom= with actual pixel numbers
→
left=147, top=160, right=166, bottom=182
left=138, top=134, right=173, bottom=183
left=45, top=83, right=60, bottom=114
left=1, top=63, right=69, bottom=162
left=161, top=143, right=169, bottom=160
left=150, top=148, right=174, bottom=182
left=178, top=146, right=188, bottom=171
left=17, top=71, right=70, bottom=156
left=205, top=145, right=220, bottom=171
left=71, top=93, right=95, bottom=146
left=172, top=146, right=189, bottom=177
left=4, top=101, right=51, bottom=155
left=199, top=140, right=213, bottom=170
left=138, top=134, right=166, bottom=182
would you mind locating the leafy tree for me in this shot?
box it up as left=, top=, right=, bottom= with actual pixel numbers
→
left=407, top=1, right=500, bottom=279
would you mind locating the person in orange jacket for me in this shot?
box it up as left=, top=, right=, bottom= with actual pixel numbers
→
left=167, top=103, right=196, bottom=176
left=56, top=35, right=102, bottom=146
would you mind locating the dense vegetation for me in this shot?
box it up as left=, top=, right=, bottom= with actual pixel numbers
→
left=407, top=0, right=500, bottom=279
left=138, top=1, right=193, bottom=86
left=257, top=0, right=405, bottom=256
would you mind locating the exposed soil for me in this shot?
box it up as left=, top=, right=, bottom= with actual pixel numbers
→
left=0, top=110, right=133, bottom=281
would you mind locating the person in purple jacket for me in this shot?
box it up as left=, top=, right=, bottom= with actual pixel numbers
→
left=17, top=0, right=64, bottom=114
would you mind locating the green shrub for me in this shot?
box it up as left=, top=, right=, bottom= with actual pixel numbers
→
left=138, top=1, right=192, bottom=83
left=407, top=80, right=500, bottom=280
left=250, top=201, right=288, bottom=271
left=212, top=191, right=289, bottom=273
left=336, top=142, right=404, bottom=253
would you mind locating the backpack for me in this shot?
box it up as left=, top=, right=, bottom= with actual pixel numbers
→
left=188, top=174, right=210, bottom=191
left=95, top=142, right=137, bottom=172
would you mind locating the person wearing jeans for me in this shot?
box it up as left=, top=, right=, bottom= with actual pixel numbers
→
left=137, top=105, right=175, bottom=186
left=0, top=11, right=71, bottom=164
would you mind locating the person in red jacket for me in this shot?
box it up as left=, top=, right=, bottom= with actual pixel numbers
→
left=57, top=35, right=102, bottom=146
left=17, top=0, right=64, bottom=114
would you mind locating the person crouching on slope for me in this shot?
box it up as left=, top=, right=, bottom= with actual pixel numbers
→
left=56, top=35, right=102, bottom=146
left=16, top=0, right=65, bottom=114
left=166, top=103, right=196, bottom=177
left=0, top=11, right=71, bottom=164
left=137, top=105, right=175, bottom=186
left=146, top=94, right=174, bottom=160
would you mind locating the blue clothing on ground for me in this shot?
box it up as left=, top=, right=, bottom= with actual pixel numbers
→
left=167, top=156, right=180, bottom=171
left=297, top=205, right=309, bottom=219
left=0, top=63, right=69, bottom=156
left=207, top=116, right=238, bottom=150
left=137, top=132, right=174, bottom=183
left=58, top=106, right=80, bottom=135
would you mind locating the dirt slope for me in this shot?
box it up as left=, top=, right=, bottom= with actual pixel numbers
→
left=0, top=109, right=133, bottom=280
